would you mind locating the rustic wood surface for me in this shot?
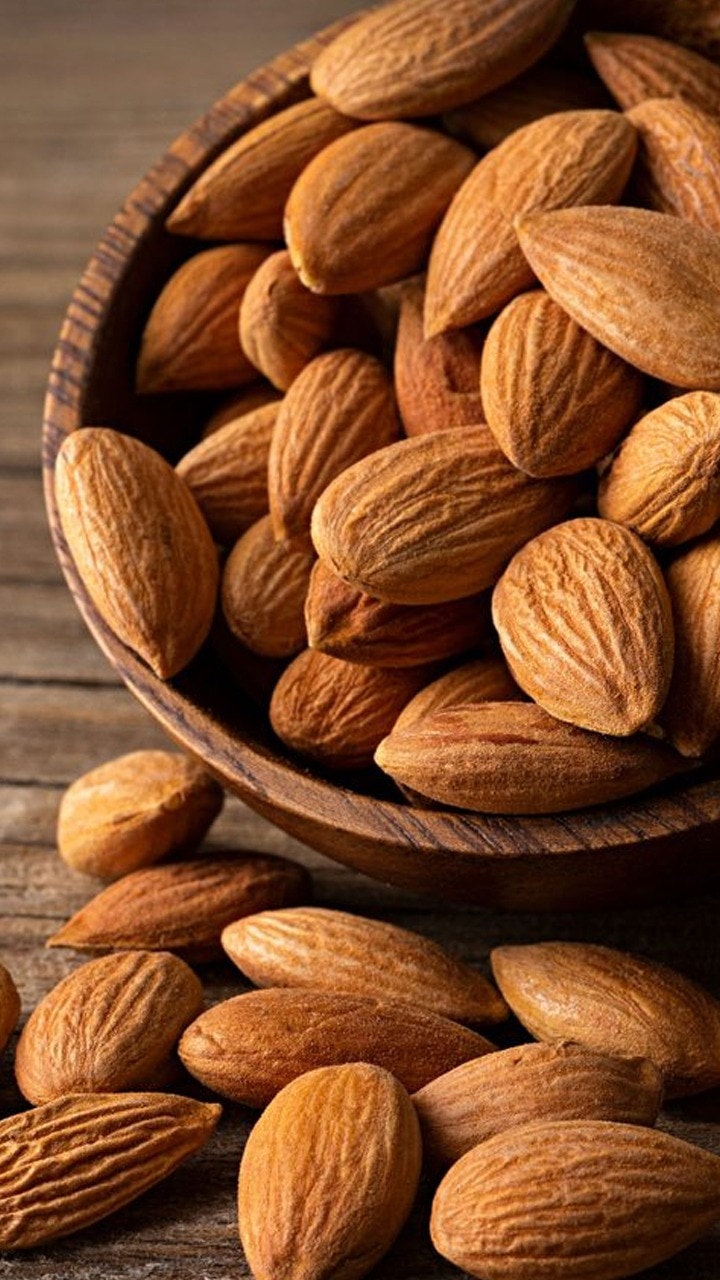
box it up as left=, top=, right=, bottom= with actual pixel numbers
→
left=3, top=2, right=720, bottom=1275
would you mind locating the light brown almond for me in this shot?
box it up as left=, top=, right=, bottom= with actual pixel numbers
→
left=394, top=279, right=486, bottom=436
left=0, top=962, right=20, bottom=1055
left=491, top=941, right=720, bottom=1097
left=239, top=249, right=340, bottom=390
left=176, top=401, right=278, bottom=545
left=585, top=31, right=720, bottom=116
left=628, top=98, right=720, bottom=232
left=221, top=515, right=315, bottom=658
left=392, top=657, right=524, bottom=733
left=661, top=535, right=720, bottom=757
left=444, top=61, right=613, bottom=150
left=55, top=428, right=219, bottom=680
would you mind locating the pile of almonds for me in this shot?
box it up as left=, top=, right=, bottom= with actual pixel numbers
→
left=4, top=746, right=720, bottom=1279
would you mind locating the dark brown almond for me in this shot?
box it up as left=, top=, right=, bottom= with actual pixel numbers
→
left=585, top=31, right=720, bottom=116
left=239, top=249, right=340, bottom=390
left=176, top=401, right=278, bottom=546
left=221, top=515, right=315, bottom=658
left=394, top=279, right=486, bottom=435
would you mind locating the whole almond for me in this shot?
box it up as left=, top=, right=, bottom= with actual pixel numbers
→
left=0, top=962, right=20, bottom=1055
left=221, top=906, right=508, bottom=1024
left=310, top=0, right=575, bottom=120
left=239, top=249, right=340, bottom=390
left=55, top=428, right=219, bottom=680
left=221, top=515, right=315, bottom=658
left=425, top=109, right=637, bottom=335
left=14, top=951, right=203, bottom=1105
left=178, top=988, right=495, bottom=1105
left=516, top=205, right=720, bottom=388
left=47, top=854, right=311, bottom=962
left=0, top=1092, right=220, bottom=1249
left=57, top=750, right=223, bottom=880
left=284, top=122, right=475, bottom=295
left=413, top=1041, right=663, bottom=1167
left=392, top=657, right=524, bottom=733
left=136, top=243, right=272, bottom=393
left=394, top=279, right=486, bottom=436
left=238, top=1064, right=421, bottom=1280
left=492, top=518, right=674, bottom=736
left=311, top=426, right=577, bottom=605
left=491, top=941, right=720, bottom=1097
left=430, top=1119, right=720, bottom=1280
left=628, top=98, right=720, bottom=233
left=661, top=535, right=720, bottom=757
left=585, top=31, right=720, bottom=117
left=444, top=61, right=613, bottom=150
left=176, top=400, right=278, bottom=545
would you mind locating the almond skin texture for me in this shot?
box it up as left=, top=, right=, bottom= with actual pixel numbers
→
left=0, top=962, right=20, bottom=1055
left=425, top=109, right=637, bottom=335
left=55, top=428, right=219, bottom=680
left=178, top=988, right=495, bottom=1105
left=491, top=941, right=720, bottom=1097
left=481, top=290, right=644, bottom=477
left=517, top=205, right=720, bottom=388
left=392, top=657, right=524, bottom=733
left=310, top=0, right=575, bottom=120
left=661, top=535, right=720, bottom=757
left=628, top=98, right=720, bottom=233
left=311, top=426, right=577, bottom=605
left=413, top=1041, right=663, bottom=1168
left=176, top=401, right=278, bottom=545
left=221, top=515, right=315, bottom=658
left=269, top=349, right=401, bottom=545
left=167, top=97, right=359, bottom=241
left=221, top=906, right=508, bottom=1024
left=585, top=31, right=720, bottom=117
left=14, top=951, right=203, bottom=1105
left=597, top=392, right=720, bottom=547
left=492, top=517, right=674, bottom=736
left=47, top=854, right=311, bottom=962
left=284, top=122, right=476, bottom=295
left=394, top=279, right=486, bottom=435
left=136, top=243, right=271, bottom=392
left=238, top=1064, right=422, bottom=1280
left=444, top=62, right=613, bottom=150
left=239, top=249, right=340, bottom=391
left=0, top=1092, right=221, bottom=1250
left=57, top=750, right=224, bottom=880
left=375, top=701, right=685, bottom=814
left=430, top=1119, right=720, bottom=1280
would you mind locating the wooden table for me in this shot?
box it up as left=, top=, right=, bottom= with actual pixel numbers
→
left=3, top=2, right=720, bottom=1275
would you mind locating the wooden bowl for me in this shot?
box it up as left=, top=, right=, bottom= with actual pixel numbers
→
left=42, top=15, right=720, bottom=912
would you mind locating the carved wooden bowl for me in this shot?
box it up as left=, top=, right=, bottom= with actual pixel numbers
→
left=42, top=15, right=720, bottom=912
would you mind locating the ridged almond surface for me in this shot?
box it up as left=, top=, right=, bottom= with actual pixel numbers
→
left=178, top=988, right=495, bottom=1105
left=444, top=62, right=613, bottom=150
left=222, top=906, right=508, bottom=1024
left=375, top=701, right=684, bottom=814
left=136, top=243, right=271, bottom=393
left=57, top=750, right=223, bottom=880
left=201, top=383, right=281, bottom=438
left=481, top=290, right=644, bottom=476
left=413, top=1041, right=663, bottom=1167
left=598, top=392, right=720, bottom=547
left=269, top=648, right=430, bottom=770
left=239, top=249, right=340, bottom=391
left=492, top=518, right=674, bottom=735
left=238, top=1064, right=421, bottom=1280
left=0, top=962, right=20, bottom=1055
left=517, top=205, right=720, bottom=388
left=284, top=122, right=475, bottom=295
left=55, top=428, right=219, bottom=680
left=430, top=1119, right=720, bottom=1280
left=0, top=1092, right=220, bottom=1250
left=167, top=97, right=359, bottom=241
left=14, top=951, right=203, bottom=1105
left=47, top=854, right=311, bottom=962
left=310, top=0, right=575, bottom=120
left=393, top=657, right=524, bottom=733
left=394, top=279, right=486, bottom=435
left=491, top=941, right=720, bottom=1097
left=661, top=535, right=720, bottom=757
left=628, top=98, right=720, bottom=233
left=305, top=560, right=489, bottom=669
left=425, top=109, right=637, bottom=335
left=269, top=349, right=400, bottom=545
left=221, top=515, right=315, bottom=658
left=176, top=401, right=277, bottom=546
left=311, top=426, right=576, bottom=605
left=585, top=31, right=720, bottom=116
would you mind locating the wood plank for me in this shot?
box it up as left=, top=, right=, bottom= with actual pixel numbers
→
left=0, top=583, right=119, bottom=682
left=0, top=473, right=62, bottom=583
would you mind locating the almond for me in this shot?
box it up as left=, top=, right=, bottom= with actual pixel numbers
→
left=597, top=392, right=720, bottom=547
left=0, top=962, right=20, bottom=1055
left=413, top=1041, right=663, bottom=1167
left=178, top=988, right=496, bottom=1105
left=221, top=514, right=315, bottom=658
left=55, top=428, right=219, bottom=679
left=238, top=1064, right=421, bottom=1280
left=430, top=1119, right=720, bottom=1280
left=221, top=906, right=508, bottom=1024
left=176, top=400, right=278, bottom=545
left=578, top=1, right=720, bottom=62
left=491, top=518, right=674, bottom=736
left=585, top=31, right=720, bottom=117
left=627, top=97, right=720, bottom=232
left=167, top=96, right=359, bottom=241
left=47, top=854, right=311, bottom=962
left=392, top=656, right=524, bottom=733
left=201, top=383, right=281, bottom=438
left=425, top=109, right=637, bottom=334
left=284, top=122, right=475, bottom=295
left=239, top=249, right=340, bottom=390
left=661, top=535, right=720, bottom=757
left=310, top=0, right=575, bottom=120
left=311, top=426, right=577, bottom=605
left=394, top=279, right=486, bottom=436
left=0, top=1092, right=220, bottom=1249
left=14, top=951, right=203, bottom=1105
left=480, top=290, right=644, bottom=476
left=57, top=750, right=223, bottom=880
left=491, top=941, right=720, bottom=1097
